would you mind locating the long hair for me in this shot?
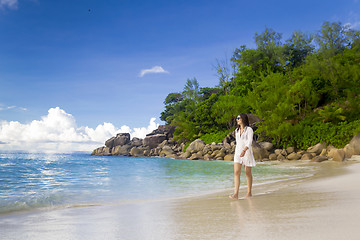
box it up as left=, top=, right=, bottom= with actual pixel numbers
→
left=236, top=113, right=249, bottom=131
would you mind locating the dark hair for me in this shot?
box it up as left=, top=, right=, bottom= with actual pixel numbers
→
left=236, top=113, right=249, bottom=131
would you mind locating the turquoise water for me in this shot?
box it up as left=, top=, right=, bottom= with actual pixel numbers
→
left=0, top=153, right=316, bottom=214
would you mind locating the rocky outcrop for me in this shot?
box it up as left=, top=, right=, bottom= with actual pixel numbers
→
left=92, top=125, right=359, bottom=163
left=307, top=143, right=325, bottom=155
left=301, top=153, right=313, bottom=160
left=328, top=148, right=345, bottom=162
left=112, top=144, right=132, bottom=156
left=311, top=156, right=328, bottom=162
left=143, top=134, right=167, bottom=148
left=252, top=142, right=269, bottom=160
left=269, top=153, right=277, bottom=160
left=105, top=137, right=116, bottom=149
left=186, top=139, right=206, bottom=153
left=105, top=133, right=131, bottom=149
left=92, top=125, right=179, bottom=157
left=344, top=133, right=360, bottom=158
left=92, top=146, right=112, bottom=156
left=145, top=125, right=176, bottom=139
left=268, top=142, right=343, bottom=162
left=130, top=147, right=143, bottom=157
left=259, top=142, right=274, bottom=152
left=142, top=125, right=176, bottom=149
left=131, top=137, right=143, bottom=146
left=287, top=152, right=301, bottom=160
left=224, top=154, right=235, bottom=161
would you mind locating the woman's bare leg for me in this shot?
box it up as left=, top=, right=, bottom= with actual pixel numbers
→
left=245, top=166, right=253, bottom=198
left=230, top=163, right=242, bottom=199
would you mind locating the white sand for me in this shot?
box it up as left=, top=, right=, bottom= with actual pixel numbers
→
left=1, top=158, right=360, bottom=240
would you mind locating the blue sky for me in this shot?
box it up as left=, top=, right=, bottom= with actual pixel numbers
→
left=0, top=0, right=359, bottom=152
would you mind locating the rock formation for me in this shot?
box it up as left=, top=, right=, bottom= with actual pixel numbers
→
left=92, top=125, right=359, bottom=163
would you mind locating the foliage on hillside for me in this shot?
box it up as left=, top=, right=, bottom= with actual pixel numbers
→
left=160, top=22, right=360, bottom=149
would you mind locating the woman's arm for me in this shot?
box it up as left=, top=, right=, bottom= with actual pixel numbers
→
left=244, top=127, right=253, bottom=150
left=240, top=128, right=253, bottom=157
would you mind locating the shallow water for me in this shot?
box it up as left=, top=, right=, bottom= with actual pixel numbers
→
left=0, top=153, right=318, bottom=215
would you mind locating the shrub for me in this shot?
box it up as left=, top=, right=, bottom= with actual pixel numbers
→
left=200, top=130, right=231, bottom=144
left=277, top=119, right=360, bottom=149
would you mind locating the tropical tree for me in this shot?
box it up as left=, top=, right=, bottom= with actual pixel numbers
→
left=315, top=21, right=360, bottom=54
left=161, top=21, right=360, bottom=148
left=183, top=78, right=200, bottom=104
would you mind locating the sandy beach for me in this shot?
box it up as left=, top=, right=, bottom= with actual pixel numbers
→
left=1, top=157, right=360, bottom=240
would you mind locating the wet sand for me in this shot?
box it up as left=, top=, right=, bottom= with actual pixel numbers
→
left=1, top=158, right=360, bottom=240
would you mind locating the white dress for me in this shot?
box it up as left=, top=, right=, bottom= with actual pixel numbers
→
left=234, top=126, right=256, bottom=167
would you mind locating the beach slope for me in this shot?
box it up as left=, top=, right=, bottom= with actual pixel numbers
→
left=1, top=160, right=359, bottom=240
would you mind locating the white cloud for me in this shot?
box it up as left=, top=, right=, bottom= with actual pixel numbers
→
left=131, top=118, right=159, bottom=139
left=0, top=104, right=27, bottom=111
left=0, top=107, right=159, bottom=153
left=345, top=21, right=360, bottom=29
left=0, top=0, right=18, bottom=9
left=139, top=66, right=169, bottom=77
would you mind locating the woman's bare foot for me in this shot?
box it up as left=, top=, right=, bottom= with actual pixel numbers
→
left=229, top=194, right=238, bottom=200
left=245, top=193, right=252, bottom=198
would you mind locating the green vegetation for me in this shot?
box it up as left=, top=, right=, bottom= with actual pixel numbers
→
left=160, top=22, right=360, bottom=149
left=199, top=130, right=230, bottom=145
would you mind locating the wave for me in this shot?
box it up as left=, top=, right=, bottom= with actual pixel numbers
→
left=0, top=193, right=72, bottom=215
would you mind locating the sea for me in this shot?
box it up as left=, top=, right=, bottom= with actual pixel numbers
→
left=0, top=152, right=318, bottom=216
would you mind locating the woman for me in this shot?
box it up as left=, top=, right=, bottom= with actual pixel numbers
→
left=229, top=114, right=256, bottom=199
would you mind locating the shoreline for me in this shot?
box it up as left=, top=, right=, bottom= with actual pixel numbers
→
left=0, top=158, right=319, bottom=217
left=1, top=157, right=360, bottom=239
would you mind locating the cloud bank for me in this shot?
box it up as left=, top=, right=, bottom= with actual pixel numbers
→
left=0, top=0, right=18, bottom=9
left=139, top=66, right=169, bottom=77
left=0, top=107, right=159, bottom=153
